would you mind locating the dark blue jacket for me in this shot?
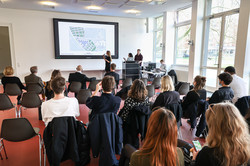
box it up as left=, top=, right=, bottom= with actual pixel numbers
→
left=88, top=112, right=123, bottom=166
left=235, top=96, right=250, bottom=116
left=209, top=87, right=234, bottom=104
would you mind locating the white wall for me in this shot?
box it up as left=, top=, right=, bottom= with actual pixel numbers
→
left=0, top=8, right=153, bottom=81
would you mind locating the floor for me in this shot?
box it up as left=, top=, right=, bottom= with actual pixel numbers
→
left=0, top=84, right=205, bottom=166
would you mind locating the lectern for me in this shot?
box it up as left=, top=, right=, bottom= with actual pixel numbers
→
left=122, top=62, right=140, bottom=80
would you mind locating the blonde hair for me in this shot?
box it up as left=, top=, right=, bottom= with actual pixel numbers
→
left=3, top=66, right=14, bottom=76
left=161, top=75, right=175, bottom=92
left=206, top=102, right=250, bottom=166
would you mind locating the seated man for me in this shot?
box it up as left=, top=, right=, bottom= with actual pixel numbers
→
left=25, top=66, right=45, bottom=95
left=209, top=72, right=234, bottom=104
left=41, top=76, right=80, bottom=126
left=159, top=59, right=167, bottom=72
left=68, top=65, right=94, bottom=90
left=224, top=66, right=248, bottom=103
left=86, top=76, right=121, bottom=119
left=104, top=63, right=120, bottom=88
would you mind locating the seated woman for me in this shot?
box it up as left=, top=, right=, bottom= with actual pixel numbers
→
left=1, top=66, right=26, bottom=104
left=152, top=75, right=180, bottom=109
left=130, top=108, right=184, bottom=166
left=41, top=76, right=80, bottom=126
left=119, top=79, right=149, bottom=123
left=45, top=70, right=68, bottom=100
left=182, top=76, right=206, bottom=129
left=192, top=103, right=250, bottom=166
left=86, top=76, right=121, bottom=119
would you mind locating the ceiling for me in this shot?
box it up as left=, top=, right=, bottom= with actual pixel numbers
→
left=0, top=0, right=192, bottom=18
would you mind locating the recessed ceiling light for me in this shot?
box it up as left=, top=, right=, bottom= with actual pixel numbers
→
left=86, top=5, right=102, bottom=10
left=125, top=9, right=141, bottom=14
left=40, top=1, right=58, bottom=7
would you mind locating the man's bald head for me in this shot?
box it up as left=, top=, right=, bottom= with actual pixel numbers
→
left=76, top=65, right=83, bottom=71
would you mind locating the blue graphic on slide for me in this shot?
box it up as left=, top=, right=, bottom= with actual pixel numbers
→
left=69, top=27, right=106, bottom=52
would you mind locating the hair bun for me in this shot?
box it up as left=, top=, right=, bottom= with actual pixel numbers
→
left=201, top=77, right=206, bottom=82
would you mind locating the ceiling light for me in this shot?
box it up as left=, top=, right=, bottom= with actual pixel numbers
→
left=86, top=5, right=102, bottom=10
left=125, top=9, right=141, bottom=14
left=40, top=1, right=58, bottom=6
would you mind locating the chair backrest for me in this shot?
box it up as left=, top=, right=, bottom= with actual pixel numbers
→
left=26, top=83, right=43, bottom=94
left=5, top=83, right=22, bottom=96
left=151, top=77, right=161, bottom=89
left=171, top=76, right=176, bottom=85
left=0, top=93, right=14, bottom=110
left=77, top=89, right=92, bottom=104
left=69, top=81, right=82, bottom=93
left=165, top=103, right=183, bottom=126
left=1, top=118, right=37, bottom=142
left=178, top=82, right=190, bottom=95
left=121, top=78, right=132, bottom=89
left=88, top=80, right=100, bottom=91
left=235, top=96, right=250, bottom=117
left=21, top=92, right=42, bottom=108
left=146, top=85, right=155, bottom=98
left=140, top=78, right=148, bottom=86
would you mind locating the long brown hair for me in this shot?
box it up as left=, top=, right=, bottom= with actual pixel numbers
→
left=107, top=50, right=112, bottom=62
left=138, top=108, right=178, bottom=166
left=193, top=75, right=206, bottom=92
left=206, top=103, right=250, bottom=166
left=128, top=79, right=148, bottom=102
left=47, top=70, right=62, bottom=91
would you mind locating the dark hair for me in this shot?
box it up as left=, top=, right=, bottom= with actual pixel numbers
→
left=47, top=70, right=62, bottom=91
left=160, top=59, right=164, bottom=63
left=137, top=49, right=141, bottom=51
left=110, top=63, right=116, bottom=70
left=128, top=53, right=133, bottom=57
left=224, top=66, right=236, bottom=74
left=51, top=77, right=65, bottom=94
left=193, top=75, right=206, bottom=92
left=102, top=76, right=115, bottom=92
left=30, top=66, right=38, bottom=74
left=128, top=79, right=148, bottom=101
left=218, top=72, right=233, bottom=85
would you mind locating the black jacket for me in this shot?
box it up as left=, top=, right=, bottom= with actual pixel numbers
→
left=88, top=112, right=123, bottom=166
left=152, top=91, right=180, bottom=110
left=123, top=105, right=151, bottom=149
left=168, top=70, right=178, bottom=85
left=43, top=117, right=90, bottom=166
left=165, top=103, right=183, bottom=128
left=68, top=72, right=93, bottom=89
left=182, top=89, right=207, bottom=110
left=235, top=96, right=250, bottom=117
left=209, top=87, right=234, bottom=104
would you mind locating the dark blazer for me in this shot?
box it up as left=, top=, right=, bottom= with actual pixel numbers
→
left=182, top=89, right=207, bottom=110
left=193, top=146, right=221, bottom=166
left=43, top=117, right=90, bottom=166
left=235, top=96, right=250, bottom=117
left=68, top=72, right=92, bottom=89
left=152, top=91, right=180, bottom=109
left=105, top=71, right=120, bottom=88
left=25, top=73, right=44, bottom=88
left=168, top=70, right=178, bottom=85
left=209, top=87, right=234, bottom=104
left=88, top=112, right=123, bottom=166
left=1, top=76, right=26, bottom=90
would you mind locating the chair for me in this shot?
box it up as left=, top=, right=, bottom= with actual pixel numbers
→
left=146, top=85, right=155, bottom=98
left=171, top=76, right=176, bottom=85
left=69, top=81, right=82, bottom=94
left=0, top=93, right=18, bottom=117
left=178, top=82, right=190, bottom=95
left=26, top=83, right=43, bottom=94
left=88, top=80, right=100, bottom=91
left=140, top=78, right=148, bottom=86
left=0, top=118, right=44, bottom=166
left=18, top=92, right=42, bottom=118
left=121, top=78, right=132, bottom=89
left=151, top=77, right=161, bottom=89
left=77, top=89, right=92, bottom=104
left=4, top=83, right=22, bottom=96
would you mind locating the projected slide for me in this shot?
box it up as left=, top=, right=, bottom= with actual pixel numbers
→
left=53, top=19, right=118, bottom=59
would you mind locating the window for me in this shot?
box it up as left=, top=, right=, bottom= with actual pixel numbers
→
left=174, top=6, right=192, bottom=66
left=153, top=16, right=163, bottom=62
left=201, top=0, right=240, bottom=91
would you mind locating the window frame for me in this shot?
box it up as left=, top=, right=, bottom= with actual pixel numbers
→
left=153, top=15, right=164, bottom=62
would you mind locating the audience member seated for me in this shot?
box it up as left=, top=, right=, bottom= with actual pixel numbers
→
left=130, top=108, right=184, bottom=166
left=86, top=76, right=121, bottom=119
left=152, top=75, right=180, bottom=109
left=104, top=63, right=119, bottom=88
left=159, top=59, right=167, bottom=72
left=119, top=79, right=149, bottom=123
left=45, top=70, right=68, bottom=100
left=116, top=85, right=132, bottom=100
left=1, top=66, right=26, bottom=104
left=25, top=66, right=45, bottom=98
left=209, top=72, right=234, bottom=104
left=224, top=66, right=248, bottom=103
left=182, top=76, right=207, bottom=129
left=68, top=65, right=94, bottom=94
left=191, top=103, right=250, bottom=166
left=42, top=76, right=80, bottom=126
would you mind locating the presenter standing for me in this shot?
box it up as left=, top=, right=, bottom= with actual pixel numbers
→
left=134, top=49, right=143, bottom=66
left=103, top=50, right=112, bottom=73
